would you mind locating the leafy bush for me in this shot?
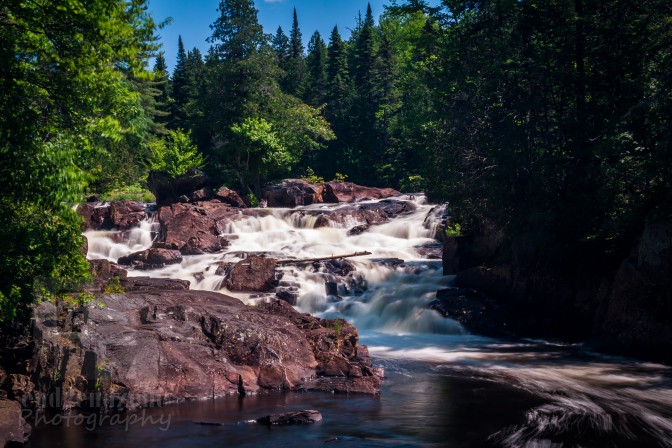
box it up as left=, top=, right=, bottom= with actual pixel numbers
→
left=332, top=173, right=348, bottom=183
left=147, top=129, right=205, bottom=179
left=101, top=184, right=154, bottom=203
left=302, top=167, right=324, bottom=184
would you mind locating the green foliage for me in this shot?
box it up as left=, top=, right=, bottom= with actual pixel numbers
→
left=247, top=193, right=260, bottom=207
left=444, top=223, right=462, bottom=238
left=101, top=184, right=154, bottom=203
left=302, top=168, right=325, bottom=184
left=104, top=277, right=126, bottom=294
left=0, top=0, right=156, bottom=322
left=332, top=173, right=348, bottom=183
left=147, top=129, right=205, bottom=179
left=400, top=175, right=425, bottom=193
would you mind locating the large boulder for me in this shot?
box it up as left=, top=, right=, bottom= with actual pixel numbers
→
left=147, top=168, right=210, bottom=206
left=117, top=248, right=183, bottom=270
left=590, top=222, right=672, bottom=362
left=156, top=202, right=236, bottom=255
left=323, top=182, right=399, bottom=203
left=0, top=399, right=30, bottom=447
left=225, top=256, right=278, bottom=292
left=77, top=203, right=112, bottom=230
left=263, top=179, right=324, bottom=208
left=109, top=200, right=146, bottom=230
left=29, top=292, right=380, bottom=414
left=296, top=200, right=416, bottom=229
left=214, top=187, right=247, bottom=208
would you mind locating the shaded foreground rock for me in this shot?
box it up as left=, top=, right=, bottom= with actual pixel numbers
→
left=0, top=399, right=30, bottom=446
left=445, top=220, right=672, bottom=363
left=257, top=410, right=322, bottom=425
left=27, top=291, right=380, bottom=415
left=429, top=288, right=516, bottom=338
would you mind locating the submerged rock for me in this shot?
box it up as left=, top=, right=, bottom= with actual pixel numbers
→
left=257, top=410, right=323, bottom=425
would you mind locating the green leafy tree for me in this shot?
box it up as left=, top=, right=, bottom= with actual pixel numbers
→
left=147, top=129, right=206, bottom=179
left=0, top=0, right=157, bottom=321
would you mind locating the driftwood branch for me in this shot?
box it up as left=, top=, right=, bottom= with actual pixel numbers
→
left=276, top=251, right=372, bottom=265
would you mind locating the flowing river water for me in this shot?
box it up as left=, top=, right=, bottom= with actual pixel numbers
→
left=29, top=196, right=672, bottom=447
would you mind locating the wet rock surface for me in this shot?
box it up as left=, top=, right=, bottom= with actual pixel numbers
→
left=323, top=182, right=399, bottom=203
left=77, top=202, right=112, bottom=230
left=300, top=199, right=416, bottom=229
left=117, top=248, right=183, bottom=270
left=257, top=410, right=322, bottom=425
left=429, top=288, right=516, bottom=338
left=263, top=179, right=325, bottom=208
left=109, top=201, right=146, bottom=230
left=156, top=202, right=235, bottom=255
left=225, top=256, right=279, bottom=292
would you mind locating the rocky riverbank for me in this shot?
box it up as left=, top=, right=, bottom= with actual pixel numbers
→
left=441, top=222, right=672, bottom=364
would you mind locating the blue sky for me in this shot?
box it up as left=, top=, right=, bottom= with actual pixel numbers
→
left=148, top=0, right=397, bottom=72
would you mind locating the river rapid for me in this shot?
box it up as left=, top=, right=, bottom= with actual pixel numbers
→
left=29, top=196, right=672, bottom=447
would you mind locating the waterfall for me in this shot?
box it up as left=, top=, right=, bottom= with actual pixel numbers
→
left=83, top=195, right=457, bottom=332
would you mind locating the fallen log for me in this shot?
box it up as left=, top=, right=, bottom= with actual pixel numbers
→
left=276, top=251, right=372, bottom=265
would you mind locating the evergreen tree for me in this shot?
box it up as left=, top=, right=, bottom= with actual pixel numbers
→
left=304, top=31, right=328, bottom=107
left=153, top=52, right=173, bottom=134
left=272, top=26, right=290, bottom=72
left=349, top=3, right=381, bottom=184
left=284, top=8, right=306, bottom=96
left=171, top=36, right=190, bottom=130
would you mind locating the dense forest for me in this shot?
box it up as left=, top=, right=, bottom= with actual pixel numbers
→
left=1, top=0, right=671, bottom=321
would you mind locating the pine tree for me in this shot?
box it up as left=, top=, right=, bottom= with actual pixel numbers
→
left=349, top=3, right=381, bottom=184
left=284, top=8, right=306, bottom=96
left=272, top=26, right=290, bottom=72
left=152, top=52, right=172, bottom=135
left=304, top=31, right=328, bottom=107
left=171, top=36, right=190, bottom=130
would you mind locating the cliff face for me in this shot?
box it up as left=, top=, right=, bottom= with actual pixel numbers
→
left=444, top=222, right=672, bottom=363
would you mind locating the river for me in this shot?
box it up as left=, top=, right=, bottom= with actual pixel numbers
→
left=29, top=196, right=672, bottom=447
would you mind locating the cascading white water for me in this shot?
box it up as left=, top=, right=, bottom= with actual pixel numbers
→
left=83, top=195, right=456, bottom=332
left=86, top=217, right=157, bottom=261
